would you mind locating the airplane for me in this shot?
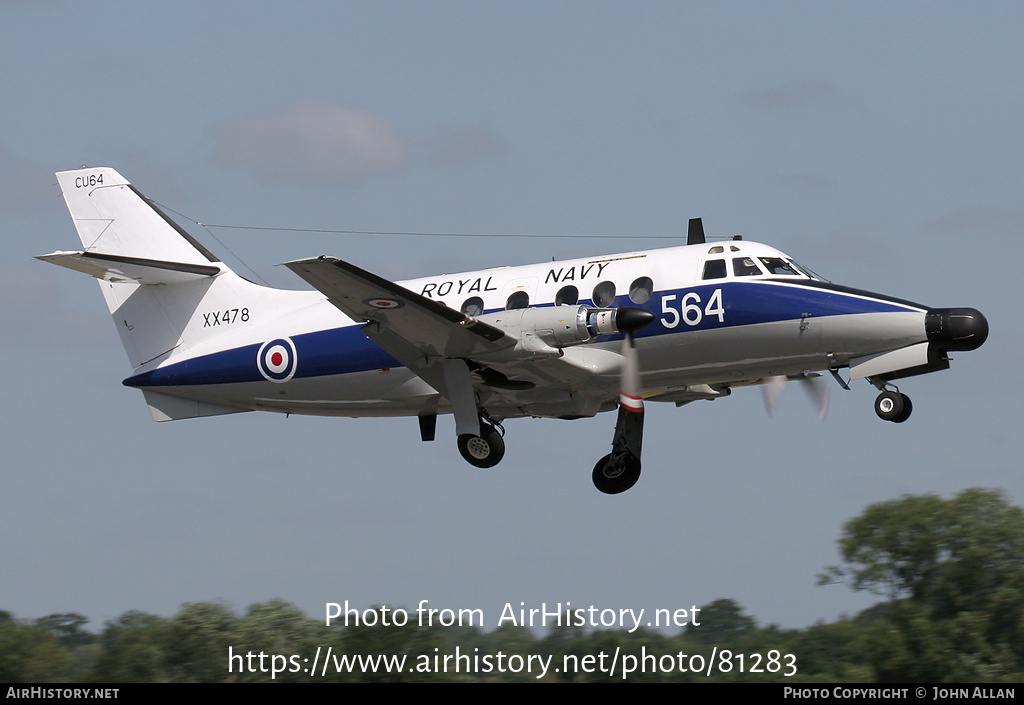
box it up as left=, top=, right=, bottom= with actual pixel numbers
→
left=39, top=167, right=989, bottom=494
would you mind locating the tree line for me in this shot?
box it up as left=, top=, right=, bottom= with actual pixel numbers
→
left=2, top=488, right=1021, bottom=682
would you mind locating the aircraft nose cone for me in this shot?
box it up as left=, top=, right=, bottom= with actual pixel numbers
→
left=615, top=306, right=657, bottom=334
left=926, top=307, right=989, bottom=351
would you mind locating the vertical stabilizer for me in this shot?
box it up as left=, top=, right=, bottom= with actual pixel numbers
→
left=44, top=168, right=268, bottom=370
left=57, top=167, right=219, bottom=266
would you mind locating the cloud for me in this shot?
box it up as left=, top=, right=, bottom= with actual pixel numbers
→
left=212, top=101, right=405, bottom=186
left=424, top=123, right=505, bottom=167
left=743, top=79, right=836, bottom=109
left=924, top=205, right=1024, bottom=239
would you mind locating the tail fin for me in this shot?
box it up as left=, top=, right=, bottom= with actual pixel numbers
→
left=54, top=167, right=220, bottom=269
left=39, top=167, right=250, bottom=371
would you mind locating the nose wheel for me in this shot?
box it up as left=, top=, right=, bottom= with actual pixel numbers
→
left=874, top=390, right=913, bottom=423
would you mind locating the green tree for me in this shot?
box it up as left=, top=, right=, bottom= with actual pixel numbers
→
left=164, top=602, right=237, bottom=682
left=230, top=599, right=334, bottom=683
left=821, top=488, right=1024, bottom=681
left=819, top=493, right=948, bottom=600
left=0, top=618, right=68, bottom=682
left=685, top=598, right=756, bottom=645
left=35, top=613, right=94, bottom=649
left=89, top=611, right=169, bottom=682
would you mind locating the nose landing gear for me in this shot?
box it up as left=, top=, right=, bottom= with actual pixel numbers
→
left=874, top=389, right=913, bottom=423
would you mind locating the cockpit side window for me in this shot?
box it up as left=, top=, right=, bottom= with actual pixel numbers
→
left=733, top=257, right=762, bottom=276
left=759, top=257, right=800, bottom=276
left=702, top=259, right=727, bottom=280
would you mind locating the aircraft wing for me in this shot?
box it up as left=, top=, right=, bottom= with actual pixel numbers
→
left=285, top=256, right=517, bottom=396
left=285, top=256, right=623, bottom=418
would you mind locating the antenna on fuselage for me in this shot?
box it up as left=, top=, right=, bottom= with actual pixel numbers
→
left=687, top=218, right=706, bottom=246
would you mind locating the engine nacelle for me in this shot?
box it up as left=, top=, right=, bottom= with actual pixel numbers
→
left=477, top=305, right=605, bottom=350
left=475, top=305, right=654, bottom=359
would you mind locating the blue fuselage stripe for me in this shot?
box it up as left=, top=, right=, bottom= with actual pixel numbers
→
left=123, top=280, right=922, bottom=388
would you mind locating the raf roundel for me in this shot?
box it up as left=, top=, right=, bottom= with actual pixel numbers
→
left=257, top=337, right=298, bottom=383
left=365, top=298, right=404, bottom=310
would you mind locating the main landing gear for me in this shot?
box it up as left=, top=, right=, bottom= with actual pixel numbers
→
left=457, top=422, right=505, bottom=468
left=591, top=308, right=654, bottom=494
left=874, top=389, right=913, bottom=423
left=592, top=402, right=644, bottom=494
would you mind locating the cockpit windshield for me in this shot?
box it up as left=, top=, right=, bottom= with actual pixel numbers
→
left=733, top=257, right=763, bottom=276
left=785, top=259, right=829, bottom=282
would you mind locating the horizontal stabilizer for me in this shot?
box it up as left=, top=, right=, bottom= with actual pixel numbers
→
left=37, top=250, right=221, bottom=284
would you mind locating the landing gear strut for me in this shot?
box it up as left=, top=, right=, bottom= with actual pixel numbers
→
left=874, top=389, right=913, bottom=423
left=590, top=306, right=655, bottom=494
left=592, top=406, right=643, bottom=494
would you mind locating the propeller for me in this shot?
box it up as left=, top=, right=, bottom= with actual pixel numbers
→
left=592, top=307, right=655, bottom=494
left=761, top=373, right=831, bottom=421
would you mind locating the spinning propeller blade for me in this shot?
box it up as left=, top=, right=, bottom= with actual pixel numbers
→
left=762, top=375, right=786, bottom=415
left=800, top=374, right=831, bottom=421
left=761, top=373, right=830, bottom=421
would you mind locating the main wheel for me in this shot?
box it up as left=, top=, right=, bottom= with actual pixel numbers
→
left=892, top=393, right=913, bottom=423
left=592, top=453, right=641, bottom=494
left=457, top=426, right=505, bottom=468
left=874, top=390, right=905, bottom=422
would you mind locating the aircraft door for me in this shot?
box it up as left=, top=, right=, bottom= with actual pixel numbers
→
left=501, top=276, right=539, bottom=310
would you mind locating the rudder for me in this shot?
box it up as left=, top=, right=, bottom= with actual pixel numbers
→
left=56, top=167, right=220, bottom=267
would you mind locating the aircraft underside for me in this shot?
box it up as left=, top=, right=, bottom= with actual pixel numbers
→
left=134, top=307, right=981, bottom=494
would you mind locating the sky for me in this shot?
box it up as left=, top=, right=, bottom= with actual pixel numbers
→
left=1, top=1, right=1022, bottom=636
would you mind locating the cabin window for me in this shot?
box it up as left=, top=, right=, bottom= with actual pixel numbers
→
left=592, top=281, right=616, bottom=307
left=461, top=296, right=484, bottom=316
left=505, top=291, right=530, bottom=310
left=733, top=257, right=762, bottom=276
left=628, top=277, right=654, bottom=304
left=702, top=259, right=727, bottom=280
left=555, top=285, right=579, bottom=306
left=759, top=257, right=800, bottom=276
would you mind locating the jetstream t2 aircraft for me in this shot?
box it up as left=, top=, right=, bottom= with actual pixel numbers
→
left=40, top=167, right=988, bottom=494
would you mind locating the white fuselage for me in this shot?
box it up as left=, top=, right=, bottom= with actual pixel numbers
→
left=122, top=239, right=929, bottom=422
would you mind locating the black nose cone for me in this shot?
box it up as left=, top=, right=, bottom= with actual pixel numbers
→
left=926, top=308, right=989, bottom=351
